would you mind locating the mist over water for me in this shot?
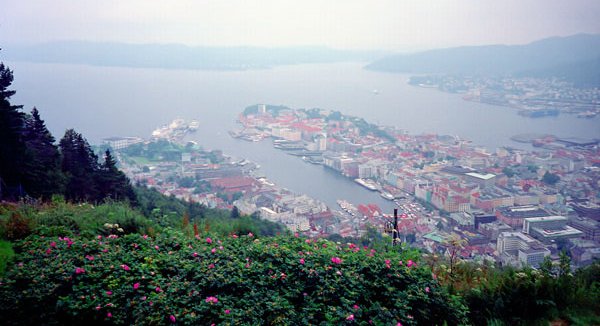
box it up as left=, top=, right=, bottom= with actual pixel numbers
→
left=7, top=61, right=600, bottom=210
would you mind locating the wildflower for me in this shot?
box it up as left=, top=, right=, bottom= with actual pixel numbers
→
left=232, top=234, right=238, bottom=238
left=247, top=232, right=253, bottom=237
left=209, top=263, right=215, bottom=269
left=50, top=241, right=57, bottom=248
left=225, top=309, right=231, bottom=314
left=106, top=291, right=112, bottom=296
left=97, top=235, right=102, bottom=240
left=346, top=314, right=354, bottom=321
left=75, top=267, right=86, bottom=274
left=398, top=260, right=403, bottom=265
left=121, top=264, right=130, bottom=271
left=397, top=323, right=403, bottom=326
left=155, top=245, right=159, bottom=250
left=211, top=248, right=216, bottom=254
left=205, top=296, right=218, bottom=304
left=206, top=237, right=212, bottom=244
left=95, top=305, right=101, bottom=311
left=107, top=312, right=112, bottom=318
left=170, top=315, right=176, bottom=323
left=193, top=252, right=199, bottom=257
left=407, top=260, right=415, bottom=268
left=425, top=287, right=430, bottom=293
left=299, top=258, right=305, bottom=265
left=86, top=255, right=95, bottom=261
left=331, top=257, right=342, bottom=265
left=155, top=287, right=162, bottom=293
left=353, top=304, right=360, bottom=310
left=143, top=234, right=148, bottom=239
left=133, top=283, right=140, bottom=290
left=294, top=232, right=299, bottom=238
left=46, top=248, right=52, bottom=254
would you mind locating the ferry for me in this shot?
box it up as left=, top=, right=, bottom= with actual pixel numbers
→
left=189, top=119, right=200, bottom=131
left=354, top=178, right=378, bottom=191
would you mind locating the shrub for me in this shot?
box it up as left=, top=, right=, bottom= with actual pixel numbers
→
left=0, top=231, right=468, bottom=325
left=3, top=212, right=32, bottom=240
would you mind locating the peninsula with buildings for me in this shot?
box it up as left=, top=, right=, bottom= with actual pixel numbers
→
left=409, top=75, right=600, bottom=118
left=230, top=104, right=600, bottom=269
left=105, top=105, right=599, bottom=270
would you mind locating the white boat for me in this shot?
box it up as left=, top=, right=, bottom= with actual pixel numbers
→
left=380, top=192, right=394, bottom=200
left=354, top=178, right=378, bottom=191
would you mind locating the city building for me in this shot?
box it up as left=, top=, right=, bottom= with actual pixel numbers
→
left=497, top=231, right=550, bottom=268
left=102, top=136, right=143, bottom=150
left=496, top=205, right=550, bottom=229
left=522, top=216, right=583, bottom=243
left=568, top=216, right=600, bottom=241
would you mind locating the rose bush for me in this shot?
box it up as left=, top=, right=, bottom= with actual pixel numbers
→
left=0, top=229, right=467, bottom=325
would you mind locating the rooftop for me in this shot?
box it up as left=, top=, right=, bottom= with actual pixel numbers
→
left=465, top=172, right=496, bottom=180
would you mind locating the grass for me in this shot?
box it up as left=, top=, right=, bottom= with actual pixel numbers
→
left=127, top=156, right=155, bottom=166
left=0, top=240, right=14, bottom=277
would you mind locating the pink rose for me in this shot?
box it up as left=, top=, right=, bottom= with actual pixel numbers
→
left=205, top=296, right=218, bottom=304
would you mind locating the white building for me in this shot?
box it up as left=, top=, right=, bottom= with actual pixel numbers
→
left=497, top=231, right=550, bottom=267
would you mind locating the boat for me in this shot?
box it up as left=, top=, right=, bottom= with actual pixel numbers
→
left=380, top=192, right=395, bottom=201
left=354, top=178, right=378, bottom=191
left=577, top=111, right=598, bottom=119
left=188, top=120, right=200, bottom=131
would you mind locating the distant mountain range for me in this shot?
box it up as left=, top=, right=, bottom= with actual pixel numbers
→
left=365, top=34, right=600, bottom=87
left=1, top=41, right=384, bottom=70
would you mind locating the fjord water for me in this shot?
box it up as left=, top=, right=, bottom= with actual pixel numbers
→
left=7, top=61, right=600, bottom=211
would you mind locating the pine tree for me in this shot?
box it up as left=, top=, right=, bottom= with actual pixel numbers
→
left=22, top=107, right=65, bottom=199
left=98, top=149, right=136, bottom=203
left=0, top=62, right=26, bottom=198
left=59, top=129, right=99, bottom=202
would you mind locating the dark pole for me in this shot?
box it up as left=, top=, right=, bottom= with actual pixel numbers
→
left=393, top=208, right=398, bottom=246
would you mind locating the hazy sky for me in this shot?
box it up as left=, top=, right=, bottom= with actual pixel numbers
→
left=1, top=0, right=599, bottom=51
